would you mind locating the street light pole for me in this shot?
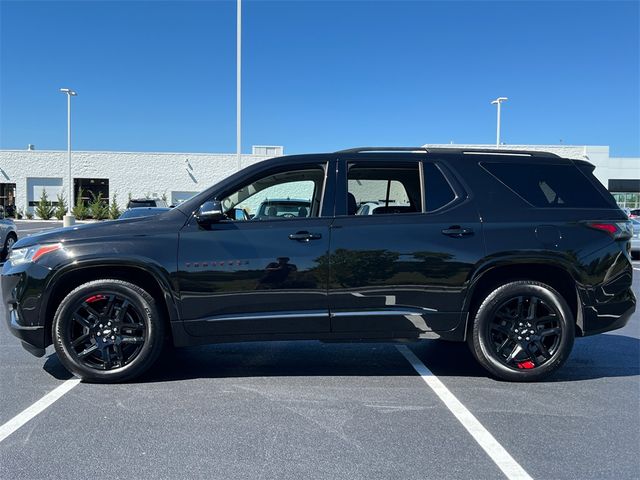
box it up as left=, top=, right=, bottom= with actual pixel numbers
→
left=491, top=96, right=508, bottom=146
left=236, top=0, right=242, bottom=172
left=60, top=88, right=77, bottom=227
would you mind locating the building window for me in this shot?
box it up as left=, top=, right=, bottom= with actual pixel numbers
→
left=74, top=178, right=109, bottom=205
left=27, top=177, right=63, bottom=207
left=252, top=146, right=284, bottom=157
left=0, top=183, right=16, bottom=217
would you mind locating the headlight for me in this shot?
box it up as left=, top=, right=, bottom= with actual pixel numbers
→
left=8, top=244, right=62, bottom=265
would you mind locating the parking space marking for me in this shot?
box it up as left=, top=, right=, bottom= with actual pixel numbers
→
left=0, top=378, right=80, bottom=443
left=397, top=346, right=533, bottom=480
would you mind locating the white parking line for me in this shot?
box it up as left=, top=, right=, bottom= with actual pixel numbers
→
left=397, top=346, right=533, bottom=480
left=0, top=378, right=80, bottom=443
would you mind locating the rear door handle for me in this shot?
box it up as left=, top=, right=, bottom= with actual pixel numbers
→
left=289, top=231, right=322, bottom=242
left=442, top=226, right=474, bottom=237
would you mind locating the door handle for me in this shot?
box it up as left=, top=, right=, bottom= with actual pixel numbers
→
left=289, top=231, right=322, bottom=242
left=442, top=226, right=474, bottom=237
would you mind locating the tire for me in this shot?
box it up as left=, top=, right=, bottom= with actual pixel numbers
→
left=468, top=280, right=574, bottom=382
left=53, top=279, right=165, bottom=383
left=2, top=233, right=16, bottom=261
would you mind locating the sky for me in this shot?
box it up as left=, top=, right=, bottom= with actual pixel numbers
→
left=0, top=0, right=638, bottom=156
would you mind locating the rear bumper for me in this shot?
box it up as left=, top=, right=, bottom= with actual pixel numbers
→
left=579, top=285, right=636, bottom=336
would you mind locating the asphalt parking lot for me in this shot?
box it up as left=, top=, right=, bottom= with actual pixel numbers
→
left=1, top=221, right=638, bottom=479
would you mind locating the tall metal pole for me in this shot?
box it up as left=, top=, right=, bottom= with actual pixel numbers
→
left=236, top=0, right=242, bottom=171
left=495, top=101, right=501, bottom=147
left=67, top=93, right=72, bottom=213
left=60, top=88, right=77, bottom=227
left=491, top=97, right=508, bottom=147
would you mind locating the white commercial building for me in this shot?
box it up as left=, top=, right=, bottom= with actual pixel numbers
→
left=0, top=143, right=638, bottom=217
left=0, top=146, right=283, bottom=215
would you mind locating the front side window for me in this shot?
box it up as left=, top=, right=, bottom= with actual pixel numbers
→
left=220, top=167, right=325, bottom=221
left=347, top=163, right=422, bottom=215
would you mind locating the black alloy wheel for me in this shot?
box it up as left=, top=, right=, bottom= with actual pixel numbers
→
left=488, top=295, right=562, bottom=370
left=53, top=279, right=165, bottom=382
left=67, top=293, right=146, bottom=370
left=469, top=280, right=575, bottom=382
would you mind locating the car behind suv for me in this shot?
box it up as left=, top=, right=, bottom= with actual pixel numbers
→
left=3, top=147, right=635, bottom=382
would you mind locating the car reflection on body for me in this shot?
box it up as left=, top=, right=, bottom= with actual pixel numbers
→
left=119, top=207, right=171, bottom=220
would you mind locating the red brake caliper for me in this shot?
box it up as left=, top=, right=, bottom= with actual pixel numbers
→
left=517, top=360, right=535, bottom=369
left=85, top=295, right=106, bottom=304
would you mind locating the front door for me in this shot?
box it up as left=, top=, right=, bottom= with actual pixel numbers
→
left=328, top=155, right=485, bottom=337
left=178, top=160, right=334, bottom=337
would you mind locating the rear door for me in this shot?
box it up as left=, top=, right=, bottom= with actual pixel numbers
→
left=328, top=154, right=485, bottom=337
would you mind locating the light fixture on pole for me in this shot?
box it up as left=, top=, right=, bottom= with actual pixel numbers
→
left=60, top=88, right=77, bottom=227
left=490, top=96, right=508, bottom=147
left=236, top=0, right=242, bottom=172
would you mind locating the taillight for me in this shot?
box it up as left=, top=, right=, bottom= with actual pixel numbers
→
left=587, top=222, right=632, bottom=240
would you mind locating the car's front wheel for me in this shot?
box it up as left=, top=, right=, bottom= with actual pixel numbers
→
left=53, top=279, right=165, bottom=383
left=468, top=280, right=575, bottom=382
left=2, top=233, right=16, bottom=261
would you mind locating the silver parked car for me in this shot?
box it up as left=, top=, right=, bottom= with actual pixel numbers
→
left=0, top=218, right=17, bottom=261
left=631, top=219, right=640, bottom=259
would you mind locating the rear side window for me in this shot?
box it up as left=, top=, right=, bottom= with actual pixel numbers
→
left=482, top=162, right=617, bottom=208
left=348, top=163, right=422, bottom=215
left=424, top=163, right=456, bottom=211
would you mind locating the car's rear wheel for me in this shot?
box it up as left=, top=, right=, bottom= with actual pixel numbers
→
left=468, top=280, right=574, bottom=382
left=53, top=279, right=165, bottom=383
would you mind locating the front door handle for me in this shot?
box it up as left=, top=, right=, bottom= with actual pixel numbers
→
left=289, top=231, right=322, bottom=242
left=442, top=226, right=474, bottom=237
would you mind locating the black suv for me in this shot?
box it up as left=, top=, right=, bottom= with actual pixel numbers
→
left=3, top=148, right=635, bottom=382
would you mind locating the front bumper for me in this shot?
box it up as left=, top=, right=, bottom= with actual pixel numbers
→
left=2, top=261, right=50, bottom=357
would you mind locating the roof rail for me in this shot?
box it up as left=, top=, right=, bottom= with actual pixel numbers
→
left=335, top=147, right=428, bottom=154
left=459, top=149, right=560, bottom=158
left=335, top=146, right=561, bottom=158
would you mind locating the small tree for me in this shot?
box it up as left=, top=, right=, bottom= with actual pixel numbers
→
left=54, top=192, right=67, bottom=220
left=35, top=189, right=54, bottom=220
left=25, top=208, right=34, bottom=220
left=89, top=192, right=108, bottom=220
left=109, top=193, right=121, bottom=219
left=161, top=191, right=168, bottom=204
left=72, top=188, right=87, bottom=220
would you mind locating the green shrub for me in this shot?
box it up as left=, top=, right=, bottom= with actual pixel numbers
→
left=34, top=189, right=54, bottom=220
left=25, top=209, right=33, bottom=220
left=54, top=192, right=68, bottom=220
left=72, top=188, right=87, bottom=220
left=109, top=194, right=121, bottom=219
left=89, top=192, right=108, bottom=220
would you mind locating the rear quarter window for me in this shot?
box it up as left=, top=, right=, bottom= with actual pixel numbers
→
left=481, top=162, right=617, bottom=208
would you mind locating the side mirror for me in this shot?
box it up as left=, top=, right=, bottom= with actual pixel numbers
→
left=196, top=200, right=225, bottom=224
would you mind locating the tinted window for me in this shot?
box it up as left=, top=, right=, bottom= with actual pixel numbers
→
left=424, top=163, right=456, bottom=211
left=220, top=167, right=325, bottom=220
left=482, top=162, right=616, bottom=208
left=348, top=163, right=422, bottom=215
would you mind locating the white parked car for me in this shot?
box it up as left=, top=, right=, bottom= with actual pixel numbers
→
left=0, top=218, right=17, bottom=261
